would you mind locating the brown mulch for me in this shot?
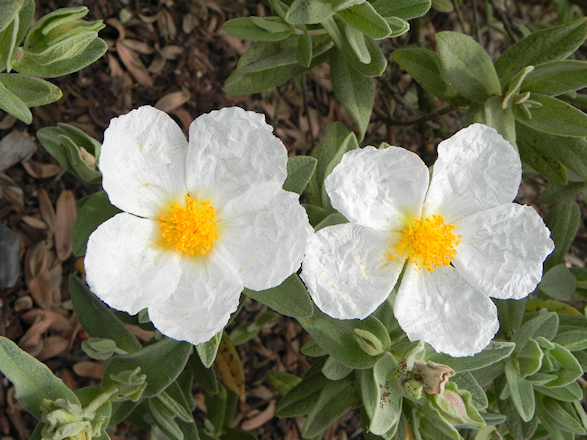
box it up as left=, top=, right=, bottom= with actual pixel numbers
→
left=0, top=1, right=585, bottom=439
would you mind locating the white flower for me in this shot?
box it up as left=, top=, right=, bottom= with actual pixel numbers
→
left=85, top=106, right=313, bottom=345
left=301, top=124, right=554, bottom=357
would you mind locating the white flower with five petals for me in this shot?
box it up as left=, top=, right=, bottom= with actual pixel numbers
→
left=301, top=124, right=554, bottom=357
left=85, top=106, right=313, bottom=345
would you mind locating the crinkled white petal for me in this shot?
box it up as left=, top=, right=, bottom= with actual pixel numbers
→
left=325, top=146, right=429, bottom=231
left=394, top=265, right=499, bottom=357
left=186, top=107, right=288, bottom=205
left=85, top=212, right=182, bottom=315
left=301, top=223, right=404, bottom=320
left=100, top=106, right=189, bottom=218
left=423, top=124, right=521, bottom=223
left=147, top=252, right=243, bottom=345
left=453, top=203, right=554, bottom=300
left=216, top=182, right=312, bottom=291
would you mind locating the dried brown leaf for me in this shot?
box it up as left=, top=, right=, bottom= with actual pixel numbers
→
left=171, top=108, right=194, bottom=132
left=116, top=41, right=154, bottom=87
left=22, top=161, right=61, bottom=179
left=55, top=190, right=76, bottom=261
left=13, top=295, right=33, bottom=312
left=2, top=186, right=23, bottom=211
left=106, top=17, right=126, bottom=40
left=38, top=336, right=69, bottom=360
left=25, top=243, right=52, bottom=309
left=37, top=188, right=56, bottom=231
left=0, top=131, right=36, bottom=172
left=240, top=401, right=276, bottom=431
left=20, top=309, right=71, bottom=331
left=214, top=338, right=245, bottom=396
left=121, top=38, right=155, bottom=55
left=158, top=9, right=177, bottom=42
left=21, top=216, right=48, bottom=230
left=18, top=319, right=52, bottom=354
left=73, top=361, right=106, bottom=379
left=159, top=45, right=183, bottom=60
left=155, top=90, right=190, bottom=113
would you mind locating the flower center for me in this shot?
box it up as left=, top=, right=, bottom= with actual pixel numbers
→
left=389, top=215, right=461, bottom=271
left=158, top=195, right=219, bottom=256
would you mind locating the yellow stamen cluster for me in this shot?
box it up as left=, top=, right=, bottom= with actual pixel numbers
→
left=158, top=195, right=219, bottom=256
left=389, top=215, right=461, bottom=271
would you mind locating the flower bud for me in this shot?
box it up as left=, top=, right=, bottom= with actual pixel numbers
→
left=412, top=360, right=455, bottom=395
left=40, top=398, right=95, bottom=440
left=427, top=382, right=485, bottom=429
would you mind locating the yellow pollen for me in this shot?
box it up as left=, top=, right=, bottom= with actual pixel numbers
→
left=388, top=215, right=461, bottom=271
left=158, top=195, right=219, bottom=256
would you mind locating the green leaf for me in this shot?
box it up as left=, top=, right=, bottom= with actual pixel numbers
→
left=187, top=351, right=218, bottom=395
left=330, top=48, right=374, bottom=140
left=516, top=338, right=544, bottom=377
left=103, top=338, right=192, bottom=398
left=544, top=201, right=581, bottom=271
left=322, top=356, right=352, bottom=380
left=299, top=309, right=384, bottom=369
left=72, top=192, right=120, bottom=256
left=536, top=395, right=587, bottom=435
left=0, top=336, right=81, bottom=418
left=514, top=93, right=587, bottom=137
left=0, top=73, right=62, bottom=107
left=345, top=25, right=370, bottom=64
left=244, top=274, right=314, bottom=318
left=0, top=0, right=34, bottom=72
left=295, top=31, right=312, bottom=67
left=275, top=360, right=328, bottom=417
left=0, top=0, right=22, bottom=33
left=513, top=311, right=559, bottom=354
left=451, top=372, right=488, bottom=410
left=269, top=371, right=302, bottom=395
left=369, top=353, right=402, bottom=435
left=164, top=381, right=200, bottom=440
left=223, top=17, right=292, bottom=42
left=516, top=123, right=587, bottom=181
left=542, top=181, right=587, bottom=205
left=371, top=0, right=431, bottom=20
left=337, top=29, right=387, bottom=77
left=517, top=128, right=567, bottom=184
left=283, top=156, right=317, bottom=195
left=496, top=378, right=539, bottom=440
left=539, top=264, right=577, bottom=301
left=0, top=80, right=31, bottom=123
left=196, top=331, right=222, bottom=368
left=467, top=96, right=516, bottom=147
left=302, top=376, right=359, bottom=437
left=148, top=398, right=184, bottom=440
left=504, top=359, right=536, bottom=422
left=436, top=31, right=501, bottom=103
left=391, top=48, right=464, bottom=105
left=285, top=0, right=337, bottom=24
left=541, top=343, right=583, bottom=388
left=535, top=381, right=583, bottom=401
left=553, top=330, right=587, bottom=352
left=428, top=340, right=515, bottom=372
left=495, top=18, right=587, bottom=88
left=69, top=276, right=141, bottom=354
left=224, top=37, right=331, bottom=94
left=521, top=60, right=587, bottom=96
left=385, top=16, right=409, bottom=37
left=14, top=38, right=108, bottom=78
left=307, top=121, right=358, bottom=208
left=337, top=2, right=391, bottom=40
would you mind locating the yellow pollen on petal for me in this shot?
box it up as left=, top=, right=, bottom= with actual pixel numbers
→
left=158, top=195, right=220, bottom=256
left=387, top=215, right=461, bottom=271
